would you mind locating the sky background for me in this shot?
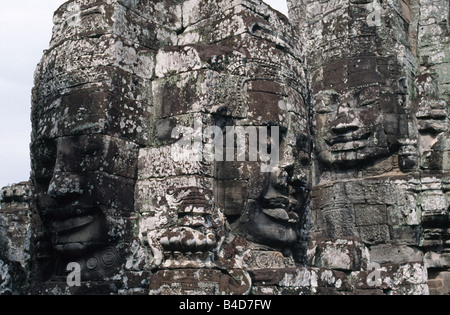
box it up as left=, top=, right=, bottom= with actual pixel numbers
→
left=0, top=0, right=288, bottom=189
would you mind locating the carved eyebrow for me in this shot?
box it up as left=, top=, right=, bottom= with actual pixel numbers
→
left=70, top=121, right=106, bottom=134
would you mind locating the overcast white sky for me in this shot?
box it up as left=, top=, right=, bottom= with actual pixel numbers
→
left=0, top=0, right=288, bottom=189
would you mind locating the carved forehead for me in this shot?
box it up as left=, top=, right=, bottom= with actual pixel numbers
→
left=32, top=89, right=152, bottom=145
left=152, top=43, right=308, bottom=130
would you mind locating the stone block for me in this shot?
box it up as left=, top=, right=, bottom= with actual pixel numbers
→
left=308, top=238, right=369, bottom=271
left=427, top=271, right=450, bottom=295
left=369, top=244, right=424, bottom=264
left=354, top=204, right=387, bottom=227
left=149, top=269, right=251, bottom=295
left=358, top=225, right=390, bottom=245
left=389, top=225, right=421, bottom=245
left=425, top=252, right=450, bottom=269
left=138, top=145, right=213, bottom=179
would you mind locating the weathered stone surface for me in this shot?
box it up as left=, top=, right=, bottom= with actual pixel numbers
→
left=288, top=0, right=449, bottom=296
left=149, top=269, right=251, bottom=295
left=1, top=0, right=448, bottom=295
left=307, top=238, right=369, bottom=271
left=428, top=271, right=450, bottom=296
left=0, top=182, right=31, bottom=295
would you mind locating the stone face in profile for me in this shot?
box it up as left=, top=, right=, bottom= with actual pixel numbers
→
left=414, top=74, right=450, bottom=172
left=215, top=76, right=311, bottom=254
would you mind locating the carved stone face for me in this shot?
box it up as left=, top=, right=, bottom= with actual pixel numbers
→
left=33, top=134, right=138, bottom=254
left=228, top=140, right=310, bottom=248
left=215, top=79, right=312, bottom=251
left=31, top=109, right=139, bottom=279
left=314, top=90, right=405, bottom=168
left=135, top=38, right=311, bottom=267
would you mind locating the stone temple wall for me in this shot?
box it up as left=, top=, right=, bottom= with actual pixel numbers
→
left=0, top=0, right=449, bottom=295
left=0, top=182, right=31, bottom=295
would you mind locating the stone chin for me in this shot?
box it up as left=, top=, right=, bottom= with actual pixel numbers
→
left=49, top=212, right=108, bottom=258
left=234, top=207, right=299, bottom=248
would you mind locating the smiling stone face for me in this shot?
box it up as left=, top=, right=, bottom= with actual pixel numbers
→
left=215, top=79, right=311, bottom=252
left=296, top=0, right=417, bottom=172
left=211, top=57, right=311, bottom=260
left=31, top=122, right=140, bottom=281
left=314, top=89, right=407, bottom=168
left=32, top=134, right=138, bottom=255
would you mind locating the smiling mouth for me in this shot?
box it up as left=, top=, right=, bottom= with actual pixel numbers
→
left=45, top=207, right=107, bottom=255
left=261, top=195, right=300, bottom=224
left=262, top=208, right=299, bottom=223
left=51, top=215, right=98, bottom=233
left=50, top=214, right=105, bottom=256
left=326, top=132, right=371, bottom=152
left=261, top=195, right=299, bottom=224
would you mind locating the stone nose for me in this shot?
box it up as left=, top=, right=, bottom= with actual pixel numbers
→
left=270, top=166, right=290, bottom=188
left=331, top=105, right=360, bottom=135
left=47, top=172, right=85, bottom=200
left=262, top=171, right=289, bottom=201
